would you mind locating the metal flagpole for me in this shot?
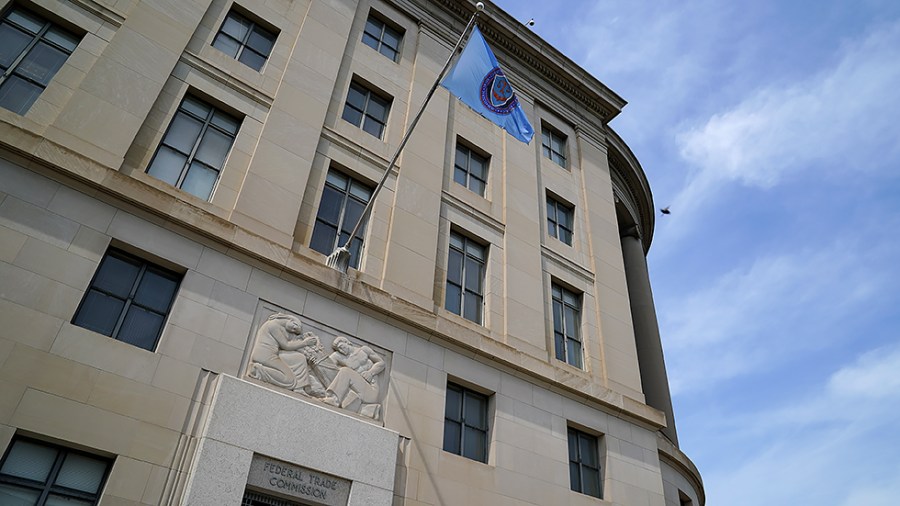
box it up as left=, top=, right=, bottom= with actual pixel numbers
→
left=325, top=2, right=486, bottom=274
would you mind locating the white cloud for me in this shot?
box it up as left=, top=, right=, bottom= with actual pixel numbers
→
left=675, top=21, right=900, bottom=212
left=661, top=239, right=880, bottom=395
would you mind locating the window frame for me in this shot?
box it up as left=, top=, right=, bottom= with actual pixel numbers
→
left=146, top=95, right=241, bottom=201
left=212, top=8, right=277, bottom=71
left=567, top=427, right=602, bottom=499
left=0, top=436, right=113, bottom=505
left=442, top=382, right=490, bottom=463
left=341, top=80, right=391, bottom=139
left=72, top=248, right=181, bottom=352
left=453, top=140, right=489, bottom=197
left=552, top=283, right=583, bottom=368
left=361, top=13, right=403, bottom=62
left=541, top=125, right=568, bottom=168
left=0, top=6, right=80, bottom=115
left=546, top=194, right=574, bottom=245
left=309, top=168, right=374, bottom=270
left=445, top=230, right=487, bottom=324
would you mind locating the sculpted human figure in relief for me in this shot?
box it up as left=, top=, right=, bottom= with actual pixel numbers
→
left=323, top=336, right=385, bottom=413
left=248, top=313, right=321, bottom=395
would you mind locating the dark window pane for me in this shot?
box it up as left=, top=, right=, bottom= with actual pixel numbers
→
left=194, top=128, right=233, bottom=169
left=463, top=293, right=481, bottom=323
left=238, top=48, right=266, bottom=71
left=470, top=178, right=485, bottom=197
left=93, top=254, right=141, bottom=297
left=316, top=186, right=344, bottom=225
left=341, top=198, right=365, bottom=234
left=0, top=485, right=41, bottom=505
left=362, top=116, right=384, bottom=138
left=447, top=249, right=462, bottom=285
left=552, top=300, right=563, bottom=333
left=379, top=45, right=398, bottom=61
left=73, top=291, right=125, bottom=336
left=443, top=420, right=461, bottom=454
left=162, top=113, right=204, bottom=154
left=246, top=28, right=275, bottom=56
left=445, top=283, right=461, bottom=314
left=464, top=393, right=486, bottom=428
left=465, top=258, right=483, bottom=293
left=0, top=440, right=57, bottom=481
left=134, top=270, right=178, bottom=313
left=212, top=33, right=241, bottom=58
left=382, top=28, right=401, bottom=50
left=445, top=385, right=461, bottom=421
left=117, top=305, right=164, bottom=350
left=567, top=430, right=578, bottom=460
left=0, top=24, right=32, bottom=68
left=17, top=41, right=68, bottom=85
left=7, top=9, right=44, bottom=34
left=0, top=75, right=42, bottom=114
left=453, top=166, right=467, bottom=187
left=45, top=495, right=93, bottom=506
left=181, top=162, right=218, bottom=200
left=567, top=339, right=582, bottom=368
left=181, top=96, right=211, bottom=118
left=341, top=103, right=363, bottom=127
left=463, top=426, right=485, bottom=462
left=579, top=434, right=598, bottom=467
left=560, top=228, right=572, bottom=245
left=349, top=181, right=372, bottom=201
left=361, top=32, right=379, bottom=51
left=211, top=111, right=240, bottom=135
left=44, top=27, right=79, bottom=52
left=569, top=461, right=581, bottom=491
left=348, top=237, right=363, bottom=269
left=326, top=170, right=348, bottom=189
left=346, top=85, right=366, bottom=111
left=310, top=222, right=338, bottom=255
left=147, top=147, right=188, bottom=186
left=582, top=467, right=601, bottom=498
left=555, top=332, right=566, bottom=361
left=55, top=453, right=107, bottom=494
left=221, top=13, right=250, bottom=41
left=565, top=306, right=579, bottom=336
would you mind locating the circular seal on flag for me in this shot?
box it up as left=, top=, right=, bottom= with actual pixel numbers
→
left=480, top=67, right=518, bottom=115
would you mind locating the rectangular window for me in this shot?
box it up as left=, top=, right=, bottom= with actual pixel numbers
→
left=547, top=195, right=574, bottom=245
left=568, top=428, right=601, bottom=498
left=341, top=81, right=391, bottom=139
left=541, top=126, right=567, bottom=168
left=0, top=6, right=80, bottom=115
left=552, top=283, right=582, bottom=368
left=147, top=96, right=240, bottom=200
left=361, top=14, right=403, bottom=62
left=0, top=437, right=111, bottom=505
left=212, top=9, right=277, bottom=71
left=242, top=489, right=303, bottom=506
left=443, top=383, right=489, bottom=463
left=309, top=169, right=373, bottom=270
left=453, top=142, right=488, bottom=197
left=72, top=248, right=181, bottom=351
left=446, top=231, right=486, bottom=324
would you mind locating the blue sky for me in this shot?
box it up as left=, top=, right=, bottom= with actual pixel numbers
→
left=492, top=1, right=900, bottom=504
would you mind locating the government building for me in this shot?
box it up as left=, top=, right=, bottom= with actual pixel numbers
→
left=0, top=0, right=704, bottom=504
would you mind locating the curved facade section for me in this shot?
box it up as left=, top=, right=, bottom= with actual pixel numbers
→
left=0, top=0, right=702, bottom=504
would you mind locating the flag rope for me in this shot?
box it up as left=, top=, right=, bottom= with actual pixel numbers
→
left=326, top=3, right=485, bottom=273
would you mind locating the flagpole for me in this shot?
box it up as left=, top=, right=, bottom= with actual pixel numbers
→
left=326, top=2, right=486, bottom=274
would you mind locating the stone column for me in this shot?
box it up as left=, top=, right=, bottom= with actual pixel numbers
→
left=620, top=226, right=678, bottom=445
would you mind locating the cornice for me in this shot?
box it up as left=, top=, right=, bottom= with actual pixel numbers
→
left=608, top=127, right=655, bottom=252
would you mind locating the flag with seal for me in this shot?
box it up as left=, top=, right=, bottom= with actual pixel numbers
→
left=442, top=26, right=534, bottom=144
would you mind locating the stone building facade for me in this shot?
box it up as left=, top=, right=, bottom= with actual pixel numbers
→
left=0, top=0, right=703, bottom=505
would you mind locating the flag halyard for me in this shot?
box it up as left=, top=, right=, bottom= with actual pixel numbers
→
left=442, top=26, right=534, bottom=144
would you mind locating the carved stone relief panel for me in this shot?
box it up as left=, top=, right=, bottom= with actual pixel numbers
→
left=242, top=301, right=393, bottom=421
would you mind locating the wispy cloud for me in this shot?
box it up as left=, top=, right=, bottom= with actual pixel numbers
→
left=661, top=237, right=883, bottom=395
left=674, top=21, right=900, bottom=216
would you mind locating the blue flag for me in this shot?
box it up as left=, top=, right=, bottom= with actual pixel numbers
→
left=442, top=26, right=534, bottom=144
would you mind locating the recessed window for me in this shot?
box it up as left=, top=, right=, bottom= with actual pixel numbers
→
left=568, top=427, right=602, bottom=498
left=361, top=14, right=402, bottom=62
left=341, top=81, right=391, bottom=139
left=309, top=169, right=373, bottom=270
left=443, top=383, right=489, bottom=463
left=242, top=489, right=304, bottom=506
left=0, top=437, right=112, bottom=505
left=0, top=6, right=80, bottom=114
left=72, top=248, right=181, bottom=351
left=446, top=231, right=486, bottom=324
left=541, top=125, right=567, bottom=168
left=212, top=9, right=277, bottom=71
left=147, top=95, right=241, bottom=200
left=552, top=283, right=582, bottom=368
left=547, top=195, right=574, bottom=245
left=454, top=141, right=488, bottom=197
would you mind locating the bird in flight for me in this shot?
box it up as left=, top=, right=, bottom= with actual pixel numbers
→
left=660, top=206, right=671, bottom=215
